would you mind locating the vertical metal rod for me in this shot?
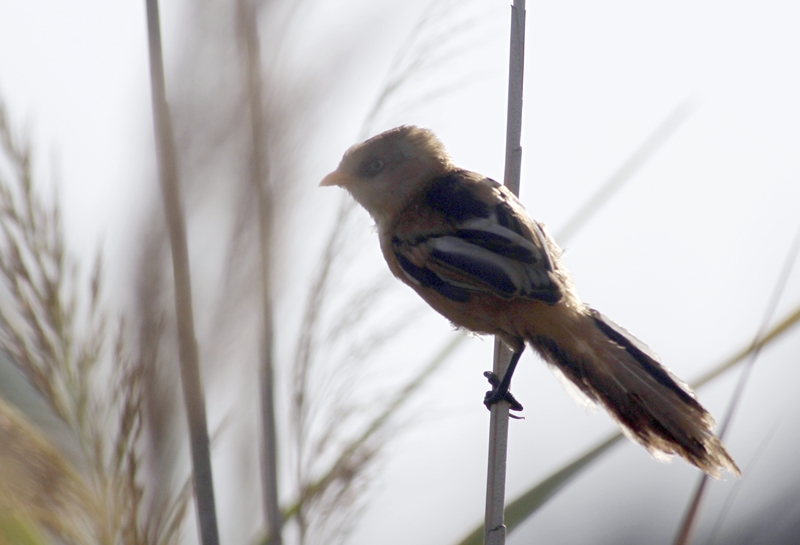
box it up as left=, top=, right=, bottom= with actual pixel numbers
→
left=484, top=1, right=526, bottom=544
left=144, top=2, right=220, bottom=544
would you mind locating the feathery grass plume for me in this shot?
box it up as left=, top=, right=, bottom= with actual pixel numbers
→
left=0, top=104, right=97, bottom=443
left=0, top=397, right=94, bottom=543
left=0, top=96, right=190, bottom=544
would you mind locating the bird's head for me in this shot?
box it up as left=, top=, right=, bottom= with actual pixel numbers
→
left=320, top=126, right=453, bottom=224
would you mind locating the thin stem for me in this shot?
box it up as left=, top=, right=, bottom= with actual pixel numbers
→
left=673, top=220, right=800, bottom=545
left=236, top=0, right=283, bottom=542
left=144, top=2, right=219, bottom=544
left=485, top=1, right=526, bottom=544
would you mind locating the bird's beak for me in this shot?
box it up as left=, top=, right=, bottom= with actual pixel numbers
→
left=319, top=170, right=353, bottom=188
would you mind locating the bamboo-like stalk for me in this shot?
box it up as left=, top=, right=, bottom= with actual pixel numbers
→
left=484, top=1, right=526, bottom=544
left=236, top=0, right=283, bottom=542
left=144, top=2, right=219, bottom=544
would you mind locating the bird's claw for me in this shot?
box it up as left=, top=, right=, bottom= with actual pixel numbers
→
left=483, top=371, right=524, bottom=417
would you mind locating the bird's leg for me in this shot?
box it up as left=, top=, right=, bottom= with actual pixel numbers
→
left=483, top=343, right=525, bottom=414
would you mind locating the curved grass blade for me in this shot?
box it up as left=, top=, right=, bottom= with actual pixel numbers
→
left=555, top=101, right=693, bottom=243
left=258, top=333, right=466, bottom=545
left=706, top=418, right=784, bottom=545
left=673, top=221, right=800, bottom=545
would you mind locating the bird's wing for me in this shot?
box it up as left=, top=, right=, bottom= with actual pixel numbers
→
left=390, top=172, right=562, bottom=303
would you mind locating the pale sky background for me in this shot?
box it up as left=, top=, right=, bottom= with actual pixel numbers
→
left=1, top=1, right=799, bottom=544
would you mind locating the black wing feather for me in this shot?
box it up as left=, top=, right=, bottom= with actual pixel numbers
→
left=455, top=228, right=538, bottom=262
left=394, top=250, right=471, bottom=302
left=424, top=174, right=491, bottom=222
left=393, top=173, right=562, bottom=304
left=429, top=244, right=518, bottom=298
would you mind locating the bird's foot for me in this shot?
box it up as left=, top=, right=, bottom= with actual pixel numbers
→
left=483, top=371, right=524, bottom=417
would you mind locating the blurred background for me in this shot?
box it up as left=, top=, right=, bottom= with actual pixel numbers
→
left=0, top=0, right=798, bottom=544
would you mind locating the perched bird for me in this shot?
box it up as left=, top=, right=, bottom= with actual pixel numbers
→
left=320, top=125, right=740, bottom=478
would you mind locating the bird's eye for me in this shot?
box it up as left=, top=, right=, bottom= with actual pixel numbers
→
left=358, top=158, right=386, bottom=178
left=357, top=157, right=387, bottom=178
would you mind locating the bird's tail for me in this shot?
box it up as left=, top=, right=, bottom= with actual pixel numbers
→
left=527, top=307, right=740, bottom=478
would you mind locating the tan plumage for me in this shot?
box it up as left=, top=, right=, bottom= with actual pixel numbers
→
left=321, top=125, right=740, bottom=478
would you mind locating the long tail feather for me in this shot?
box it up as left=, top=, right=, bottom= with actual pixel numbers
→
left=528, top=307, right=740, bottom=478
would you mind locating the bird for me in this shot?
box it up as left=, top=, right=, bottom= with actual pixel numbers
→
left=320, top=125, right=740, bottom=478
